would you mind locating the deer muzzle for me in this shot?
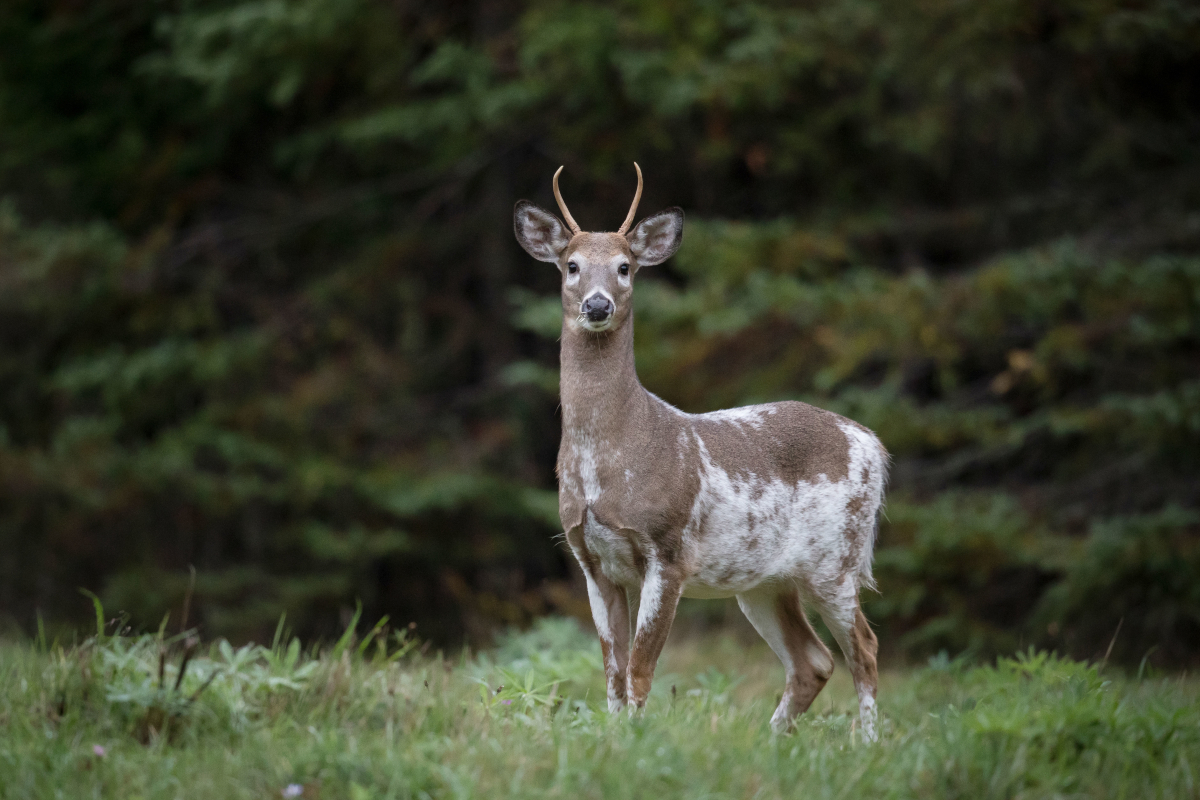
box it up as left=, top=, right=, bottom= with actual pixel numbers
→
left=582, top=293, right=614, bottom=324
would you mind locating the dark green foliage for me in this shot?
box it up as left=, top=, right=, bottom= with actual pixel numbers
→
left=0, top=0, right=1197, bottom=660
left=1037, top=508, right=1200, bottom=665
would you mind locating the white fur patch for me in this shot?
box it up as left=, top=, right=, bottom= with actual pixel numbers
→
left=859, top=692, right=878, bottom=742
left=577, top=432, right=602, bottom=503
left=680, top=419, right=885, bottom=603
left=701, top=404, right=775, bottom=430
left=636, top=556, right=664, bottom=633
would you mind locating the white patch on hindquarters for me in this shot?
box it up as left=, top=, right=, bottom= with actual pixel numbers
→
left=680, top=419, right=886, bottom=604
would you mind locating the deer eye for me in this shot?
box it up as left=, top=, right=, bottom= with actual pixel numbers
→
left=567, top=261, right=578, bottom=274
left=618, top=263, right=630, bottom=276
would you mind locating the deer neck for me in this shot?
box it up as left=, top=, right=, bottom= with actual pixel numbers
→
left=559, top=317, right=645, bottom=441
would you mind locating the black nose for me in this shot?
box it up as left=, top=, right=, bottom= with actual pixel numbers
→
left=582, top=294, right=614, bottom=322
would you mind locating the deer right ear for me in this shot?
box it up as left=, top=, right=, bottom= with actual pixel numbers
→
left=514, top=201, right=572, bottom=264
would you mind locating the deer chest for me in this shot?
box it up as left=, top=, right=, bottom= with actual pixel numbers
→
left=582, top=508, right=642, bottom=588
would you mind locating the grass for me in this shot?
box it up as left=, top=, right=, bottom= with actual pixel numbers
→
left=1, top=613, right=1198, bottom=800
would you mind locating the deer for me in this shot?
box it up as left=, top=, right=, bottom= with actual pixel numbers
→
left=513, top=164, right=888, bottom=741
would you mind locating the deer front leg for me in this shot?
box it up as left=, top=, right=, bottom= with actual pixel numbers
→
left=565, top=528, right=631, bottom=713
left=627, top=557, right=683, bottom=710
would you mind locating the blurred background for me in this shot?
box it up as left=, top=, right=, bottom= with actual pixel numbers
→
left=1, top=0, right=1197, bottom=665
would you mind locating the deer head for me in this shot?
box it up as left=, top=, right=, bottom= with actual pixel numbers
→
left=514, top=164, right=684, bottom=333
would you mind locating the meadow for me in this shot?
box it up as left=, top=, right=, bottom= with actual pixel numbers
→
left=1, top=611, right=1197, bottom=800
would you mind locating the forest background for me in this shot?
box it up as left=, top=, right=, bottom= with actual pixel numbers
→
left=1, top=0, right=1197, bottom=666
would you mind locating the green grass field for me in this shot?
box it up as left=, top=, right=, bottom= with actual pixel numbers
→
left=2, top=615, right=1197, bottom=800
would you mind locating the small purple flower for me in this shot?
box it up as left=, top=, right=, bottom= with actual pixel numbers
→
left=282, top=784, right=304, bottom=798
left=92, top=745, right=106, bottom=757
left=500, top=699, right=512, bottom=705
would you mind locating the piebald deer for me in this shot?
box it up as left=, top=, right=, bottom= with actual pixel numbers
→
left=514, top=165, right=887, bottom=740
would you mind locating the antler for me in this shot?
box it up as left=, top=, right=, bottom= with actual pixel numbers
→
left=616, top=162, right=643, bottom=235
left=552, top=166, right=582, bottom=236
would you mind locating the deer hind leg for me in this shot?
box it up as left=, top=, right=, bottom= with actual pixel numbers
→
left=817, top=596, right=879, bottom=742
left=737, top=587, right=834, bottom=733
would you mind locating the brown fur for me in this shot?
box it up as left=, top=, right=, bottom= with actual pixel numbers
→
left=775, top=590, right=834, bottom=718
left=626, top=566, right=683, bottom=707
left=848, top=607, right=879, bottom=699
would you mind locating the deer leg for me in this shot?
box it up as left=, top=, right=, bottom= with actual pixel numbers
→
left=626, top=557, right=683, bottom=710
left=818, top=597, right=879, bottom=742
left=737, top=587, right=834, bottom=732
left=566, top=529, right=631, bottom=713
left=625, top=586, right=641, bottom=647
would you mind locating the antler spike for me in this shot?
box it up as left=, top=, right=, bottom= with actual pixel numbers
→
left=552, top=166, right=582, bottom=235
left=616, top=162, right=643, bottom=235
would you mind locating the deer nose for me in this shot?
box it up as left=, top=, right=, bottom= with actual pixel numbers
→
left=582, top=293, right=614, bottom=322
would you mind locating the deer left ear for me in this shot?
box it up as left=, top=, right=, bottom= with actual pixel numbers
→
left=626, top=207, right=684, bottom=266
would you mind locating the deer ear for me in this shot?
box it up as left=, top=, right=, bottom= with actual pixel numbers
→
left=626, top=207, right=683, bottom=266
left=514, top=201, right=572, bottom=263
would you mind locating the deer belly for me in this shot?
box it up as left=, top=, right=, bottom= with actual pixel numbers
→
left=682, top=550, right=775, bottom=599
left=582, top=509, right=641, bottom=587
